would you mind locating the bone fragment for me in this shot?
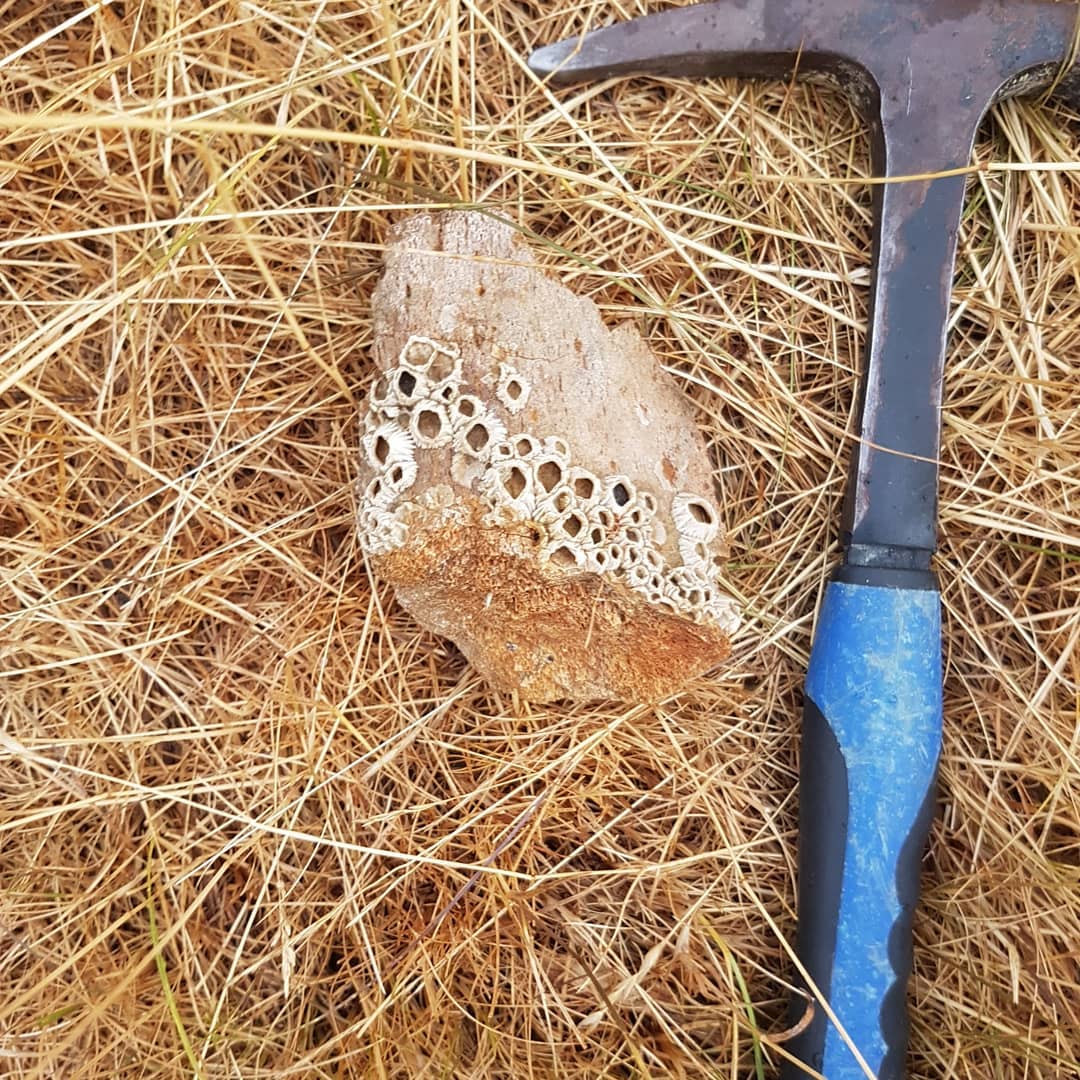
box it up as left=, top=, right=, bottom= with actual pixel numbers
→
left=359, top=211, right=738, bottom=702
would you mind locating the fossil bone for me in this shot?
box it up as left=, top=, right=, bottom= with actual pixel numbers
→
left=358, top=211, right=740, bottom=702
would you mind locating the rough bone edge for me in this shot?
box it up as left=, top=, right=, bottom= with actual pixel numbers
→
left=376, top=497, right=732, bottom=703
left=364, top=210, right=740, bottom=701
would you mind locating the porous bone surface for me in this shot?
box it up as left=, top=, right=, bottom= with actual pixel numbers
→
left=359, top=211, right=739, bottom=702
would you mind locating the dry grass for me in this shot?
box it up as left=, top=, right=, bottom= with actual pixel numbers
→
left=1, top=2, right=1078, bottom=1077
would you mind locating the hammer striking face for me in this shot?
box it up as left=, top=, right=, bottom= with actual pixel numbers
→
left=530, top=2, right=1079, bottom=1078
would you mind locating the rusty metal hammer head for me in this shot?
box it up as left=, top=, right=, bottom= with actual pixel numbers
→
left=530, top=2, right=1080, bottom=118
left=530, top=0, right=1080, bottom=565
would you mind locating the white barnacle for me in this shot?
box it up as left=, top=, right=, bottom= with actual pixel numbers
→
left=425, top=339, right=463, bottom=386
left=449, top=394, right=487, bottom=432
left=489, top=439, right=517, bottom=465
left=434, top=380, right=460, bottom=407
left=368, top=371, right=400, bottom=417
left=400, top=335, right=439, bottom=372
left=453, top=412, right=506, bottom=459
left=678, top=534, right=712, bottom=570
left=671, top=492, right=719, bottom=542
left=601, top=474, right=636, bottom=512
left=360, top=474, right=392, bottom=509
left=543, top=540, right=586, bottom=571
left=667, top=589, right=693, bottom=616
left=543, top=435, right=570, bottom=460
left=358, top=506, right=409, bottom=556
left=533, top=495, right=564, bottom=527
left=653, top=594, right=680, bottom=616
left=532, top=455, right=567, bottom=497
left=510, top=433, right=541, bottom=461
left=625, top=563, right=652, bottom=590
left=605, top=542, right=625, bottom=569
left=479, top=459, right=534, bottom=515
left=586, top=546, right=613, bottom=574
left=362, top=419, right=415, bottom=472
left=566, top=467, right=600, bottom=509
left=357, top=505, right=380, bottom=533
left=536, top=483, right=574, bottom=523
left=409, top=401, right=453, bottom=449
left=553, top=508, right=589, bottom=544
left=639, top=490, right=658, bottom=517
left=391, top=365, right=432, bottom=407
left=705, top=596, right=741, bottom=635
left=496, top=363, right=530, bottom=414
left=382, top=454, right=419, bottom=497
left=584, top=522, right=605, bottom=548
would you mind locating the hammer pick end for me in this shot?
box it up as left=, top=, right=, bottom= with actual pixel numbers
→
left=527, top=37, right=594, bottom=82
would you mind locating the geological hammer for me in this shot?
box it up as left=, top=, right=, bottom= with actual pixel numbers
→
left=529, top=3, right=1080, bottom=1076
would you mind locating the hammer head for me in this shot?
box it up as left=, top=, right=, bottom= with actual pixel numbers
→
left=530, top=0, right=1080, bottom=166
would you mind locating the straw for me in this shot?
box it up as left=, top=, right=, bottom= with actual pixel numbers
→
left=1, top=2, right=1077, bottom=1076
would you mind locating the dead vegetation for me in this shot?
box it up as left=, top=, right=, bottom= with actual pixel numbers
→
left=1, top=2, right=1078, bottom=1077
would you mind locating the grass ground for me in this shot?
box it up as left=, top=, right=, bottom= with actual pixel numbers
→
left=1, top=2, right=1078, bottom=1077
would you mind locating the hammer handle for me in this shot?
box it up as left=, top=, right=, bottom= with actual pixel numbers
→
left=783, top=570, right=942, bottom=1080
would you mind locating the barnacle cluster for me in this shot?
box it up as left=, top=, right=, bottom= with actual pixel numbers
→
left=358, top=336, right=738, bottom=633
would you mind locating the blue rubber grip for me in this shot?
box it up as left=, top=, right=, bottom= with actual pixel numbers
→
left=781, top=572, right=942, bottom=1080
